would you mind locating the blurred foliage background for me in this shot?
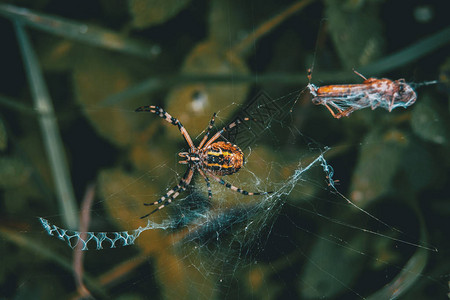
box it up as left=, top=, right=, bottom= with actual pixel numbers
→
left=0, top=0, right=449, bottom=299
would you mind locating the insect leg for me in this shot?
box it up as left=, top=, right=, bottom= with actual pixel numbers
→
left=320, top=103, right=338, bottom=118
left=334, top=107, right=357, bottom=118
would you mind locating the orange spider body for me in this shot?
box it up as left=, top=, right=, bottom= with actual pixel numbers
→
left=202, top=141, right=244, bottom=176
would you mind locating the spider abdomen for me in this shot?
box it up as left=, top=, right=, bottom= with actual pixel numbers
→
left=202, top=141, right=244, bottom=176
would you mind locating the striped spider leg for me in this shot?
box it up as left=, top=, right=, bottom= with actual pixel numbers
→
left=136, top=105, right=272, bottom=218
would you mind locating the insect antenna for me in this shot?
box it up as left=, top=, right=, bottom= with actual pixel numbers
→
left=408, top=80, right=439, bottom=89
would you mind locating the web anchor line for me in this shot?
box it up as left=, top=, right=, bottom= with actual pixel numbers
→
left=39, top=217, right=151, bottom=250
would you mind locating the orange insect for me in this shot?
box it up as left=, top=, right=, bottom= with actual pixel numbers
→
left=308, top=70, right=417, bottom=118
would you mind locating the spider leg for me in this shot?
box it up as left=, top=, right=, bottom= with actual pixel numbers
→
left=197, top=167, right=212, bottom=201
left=141, top=167, right=195, bottom=219
left=143, top=182, right=181, bottom=206
left=198, top=112, right=217, bottom=149
left=206, top=170, right=272, bottom=196
left=202, top=116, right=253, bottom=149
left=136, top=105, right=195, bottom=149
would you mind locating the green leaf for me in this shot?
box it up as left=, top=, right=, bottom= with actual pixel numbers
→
left=72, top=49, right=148, bottom=147
left=325, top=0, right=385, bottom=68
left=0, top=156, right=30, bottom=188
left=350, top=129, right=409, bottom=206
left=411, top=94, right=449, bottom=145
left=299, top=232, right=367, bottom=298
left=165, top=40, right=250, bottom=140
left=128, top=0, right=191, bottom=29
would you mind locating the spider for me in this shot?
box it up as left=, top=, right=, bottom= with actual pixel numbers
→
left=136, top=105, right=272, bottom=219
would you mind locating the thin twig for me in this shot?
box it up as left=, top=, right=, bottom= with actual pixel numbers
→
left=73, top=184, right=96, bottom=299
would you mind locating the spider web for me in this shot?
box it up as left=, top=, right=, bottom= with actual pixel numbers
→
left=39, top=90, right=313, bottom=251
left=38, top=90, right=435, bottom=299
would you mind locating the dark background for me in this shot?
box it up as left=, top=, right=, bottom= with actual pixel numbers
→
left=0, top=0, right=449, bottom=299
